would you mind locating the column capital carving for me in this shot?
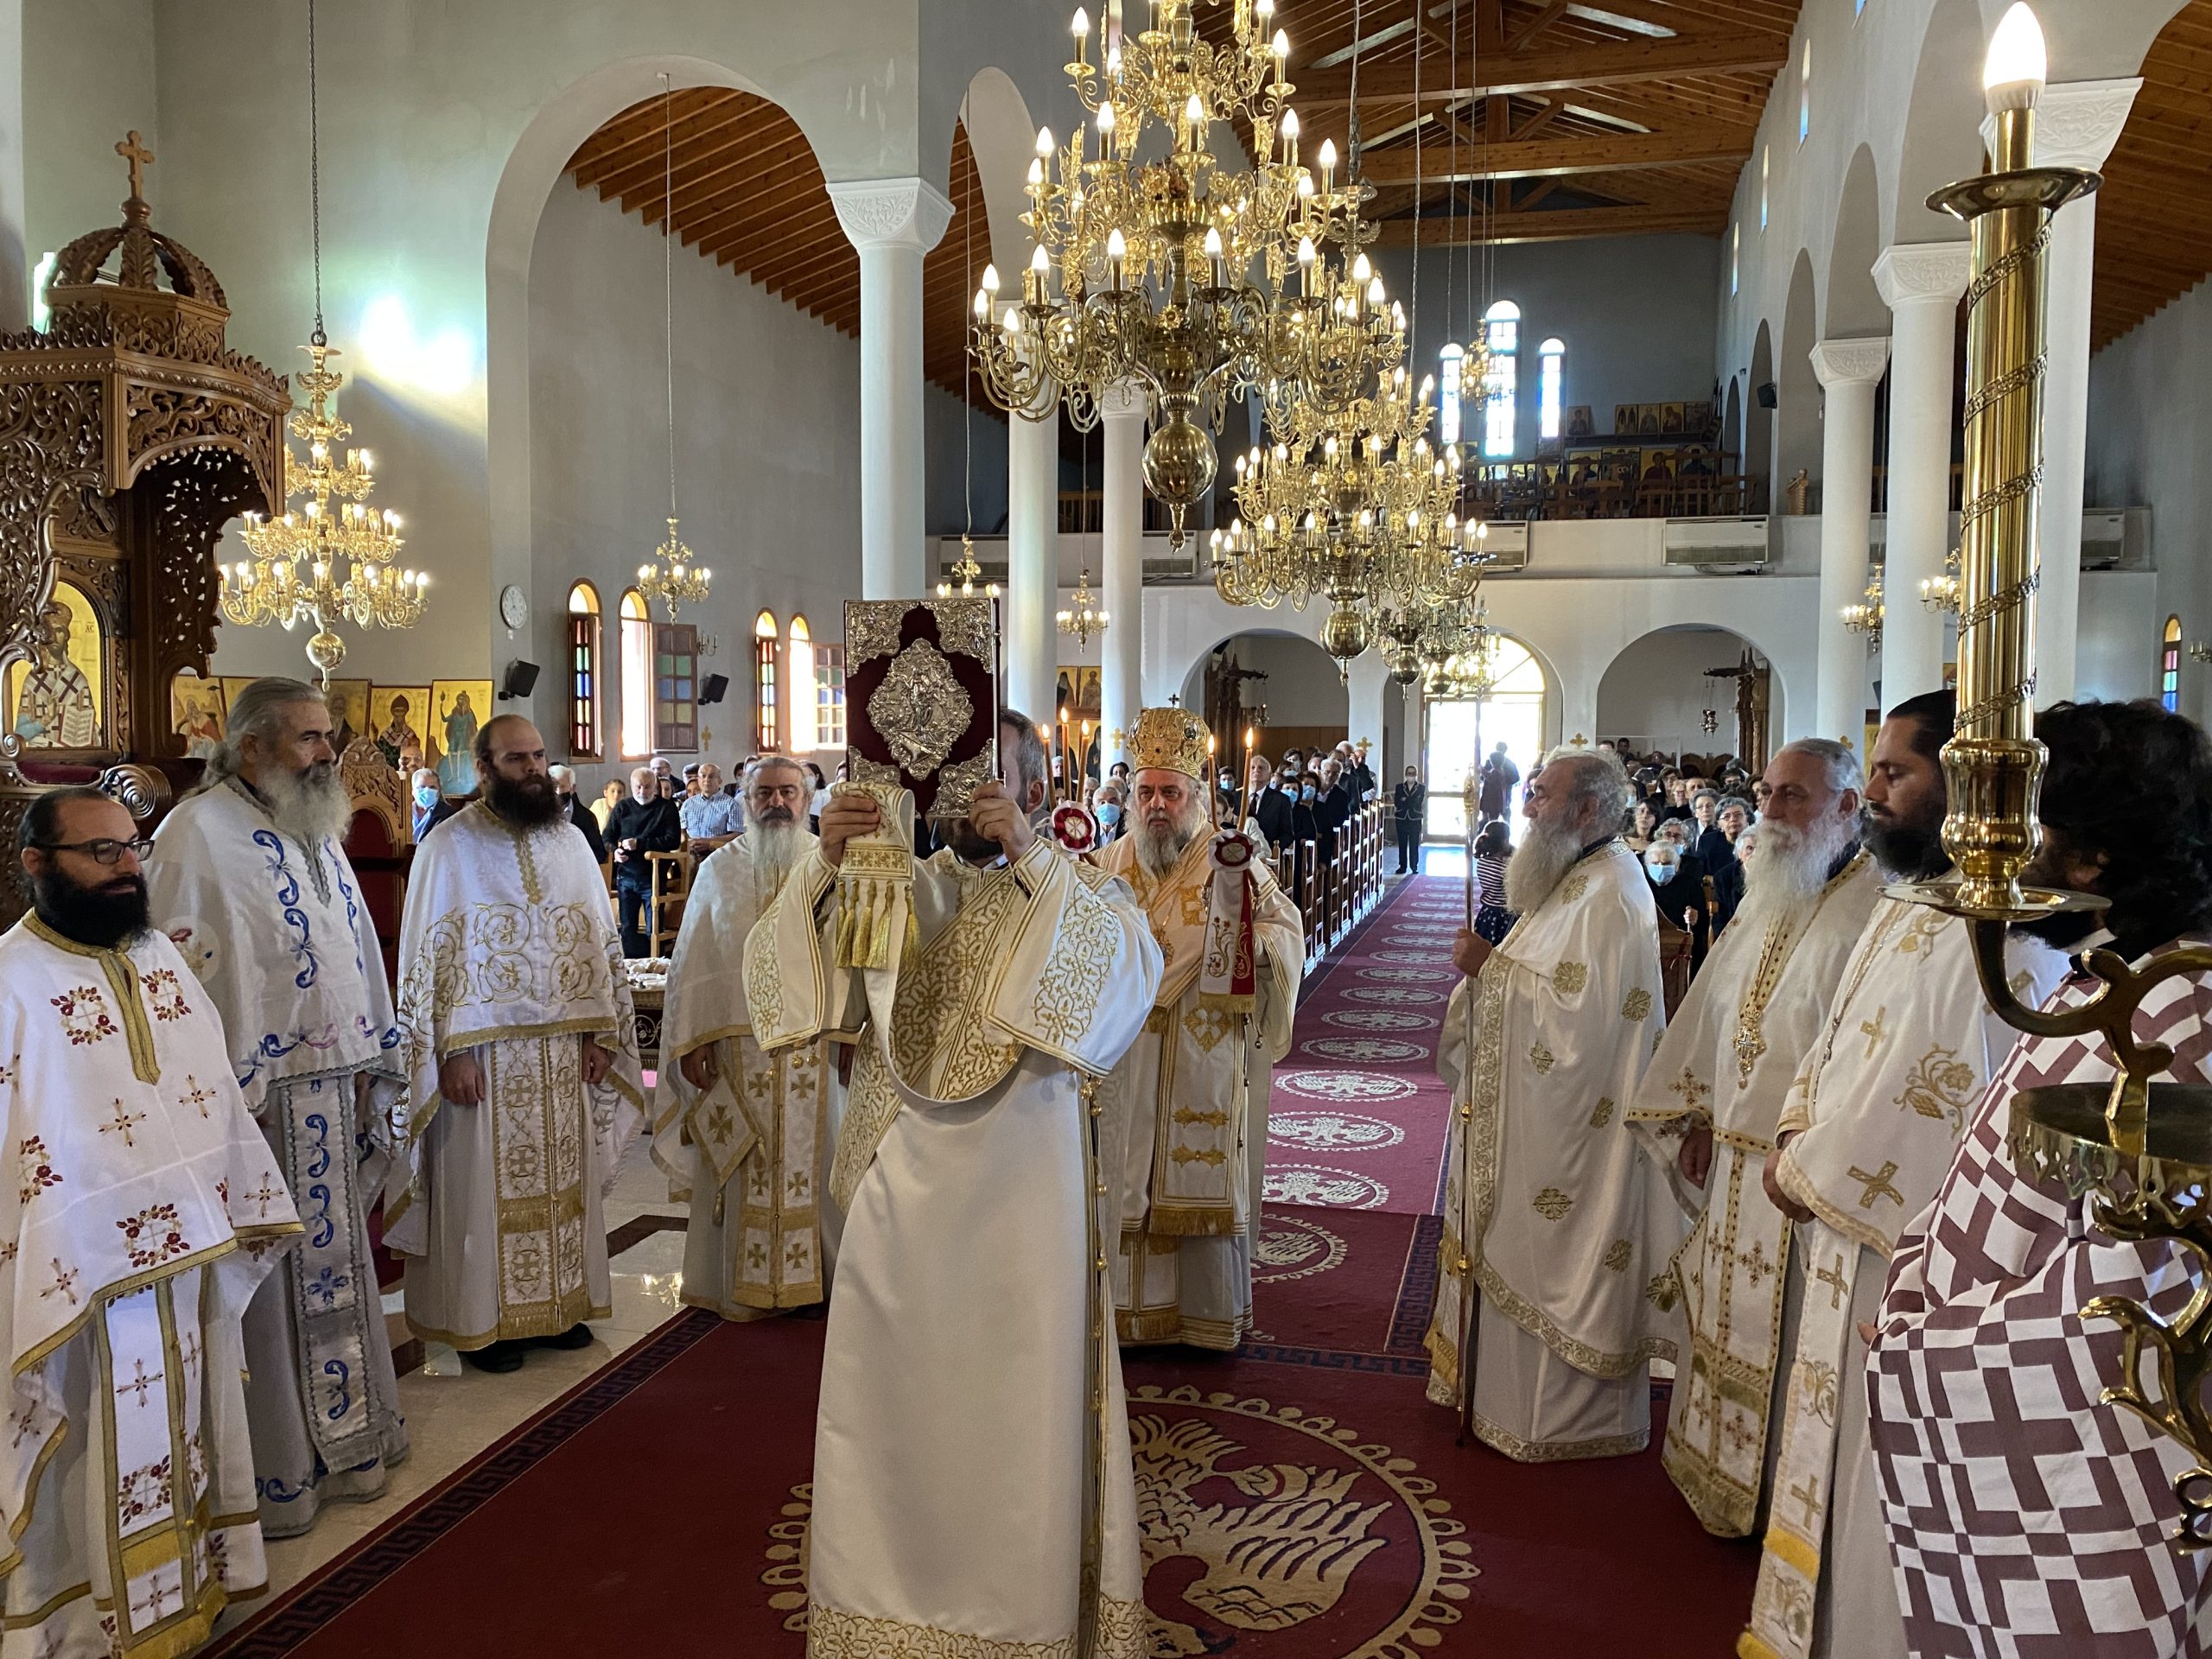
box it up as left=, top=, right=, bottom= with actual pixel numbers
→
left=828, top=177, right=954, bottom=254
left=1098, top=378, right=1147, bottom=422
left=1872, top=241, right=1971, bottom=308
left=1809, top=336, right=1891, bottom=388
left=1977, top=78, right=2141, bottom=172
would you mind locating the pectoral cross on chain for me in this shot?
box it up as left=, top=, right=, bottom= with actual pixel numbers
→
left=1859, top=1006, right=1889, bottom=1059
left=1847, top=1160, right=1904, bottom=1210
left=1815, top=1253, right=1849, bottom=1310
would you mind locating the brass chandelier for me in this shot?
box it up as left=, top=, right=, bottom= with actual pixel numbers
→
left=636, top=73, right=711, bottom=619
left=1058, top=565, right=1109, bottom=647
left=970, top=0, right=1402, bottom=550
left=1840, top=564, right=1885, bottom=652
left=219, top=0, right=423, bottom=682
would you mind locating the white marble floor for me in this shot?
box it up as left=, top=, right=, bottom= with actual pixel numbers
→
left=233, top=1130, right=690, bottom=1616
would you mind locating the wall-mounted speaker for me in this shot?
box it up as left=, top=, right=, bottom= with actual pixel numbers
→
left=700, top=672, right=729, bottom=706
left=1755, top=381, right=1778, bottom=410
left=499, top=660, right=540, bottom=700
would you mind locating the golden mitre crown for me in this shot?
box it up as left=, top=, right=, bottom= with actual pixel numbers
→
left=1128, top=706, right=1210, bottom=780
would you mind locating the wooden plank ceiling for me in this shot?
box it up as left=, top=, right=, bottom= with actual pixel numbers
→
left=563, top=90, right=988, bottom=404
left=2090, top=0, right=2212, bottom=350
left=1203, top=0, right=1802, bottom=245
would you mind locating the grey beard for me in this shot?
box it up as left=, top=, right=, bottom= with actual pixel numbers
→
left=747, top=819, right=806, bottom=899
left=1736, top=816, right=1855, bottom=934
left=262, top=762, right=353, bottom=848
left=1135, top=800, right=1206, bottom=880
left=1503, top=818, right=1583, bottom=914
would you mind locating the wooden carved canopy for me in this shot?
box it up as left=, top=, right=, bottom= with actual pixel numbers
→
left=0, top=132, right=288, bottom=772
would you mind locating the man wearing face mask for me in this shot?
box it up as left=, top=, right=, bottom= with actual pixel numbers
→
left=1093, top=781, right=1127, bottom=842
left=550, top=763, right=606, bottom=862
left=652, top=756, right=843, bottom=1319
left=2, top=790, right=302, bottom=1655
left=410, top=766, right=441, bottom=842
left=147, top=677, right=410, bottom=1536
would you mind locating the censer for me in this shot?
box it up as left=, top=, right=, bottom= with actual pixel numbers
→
left=1895, top=3, right=2212, bottom=1549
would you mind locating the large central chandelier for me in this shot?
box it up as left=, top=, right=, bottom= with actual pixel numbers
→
left=636, top=73, right=711, bottom=619
left=971, top=0, right=1402, bottom=549
left=219, top=0, right=423, bottom=682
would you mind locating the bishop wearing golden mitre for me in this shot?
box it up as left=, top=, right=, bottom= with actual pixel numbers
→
left=1095, top=706, right=1302, bottom=1350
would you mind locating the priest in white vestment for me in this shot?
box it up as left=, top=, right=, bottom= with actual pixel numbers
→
left=3, top=787, right=303, bottom=1658
left=145, top=677, right=409, bottom=1537
left=1425, top=747, right=1670, bottom=1460
left=652, top=755, right=844, bottom=1319
left=1743, top=694, right=2068, bottom=1659
left=385, top=716, right=645, bottom=1373
left=747, top=711, right=1161, bottom=1658
left=1096, top=707, right=1302, bottom=1350
left=1869, top=699, right=2212, bottom=1657
left=1626, top=739, right=1880, bottom=1536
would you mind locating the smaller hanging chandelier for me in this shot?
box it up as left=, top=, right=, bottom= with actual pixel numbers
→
left=938, top=534, right=1001, bottom=599
left=1841, top=565, right=1885, bottom=653
left=635, top=73, right=711, bottom=619
left=1057, top=565, right=1109, bottom=648
left=1918, top=544, right=1961, bottom=613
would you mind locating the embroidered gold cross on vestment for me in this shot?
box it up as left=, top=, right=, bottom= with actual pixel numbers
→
left=1847, top=1160, right=1904, bottom=1209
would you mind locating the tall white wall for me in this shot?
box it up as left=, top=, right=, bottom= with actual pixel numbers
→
left=2088, top=277, right=2212, bottom=722
left=1596, top=626, right=1762, bottom=758
left=21, top=0, right=156, bottom=291
left=524, top=182, right=861, bottom=799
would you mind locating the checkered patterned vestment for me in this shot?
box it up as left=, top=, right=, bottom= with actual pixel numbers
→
left=1868, top=948, right=2212, bottom=1656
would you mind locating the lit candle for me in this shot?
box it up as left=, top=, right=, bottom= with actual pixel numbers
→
left=1280, top=106, right=1300, bottom=169
left=1240, top=724, right=1256, bottom=828
left=1107, top=227, right=1128, bottom=289
left=1204, top=225, right=1226, bottom=288
left=1071, top=6, right=1090, bottom=65
left=1027, top=243, right=1050, bottom=304
left=1271, top=27, right=1288, bottom=88
left=1318, top=137, right=1336, bottom=196
left=1297, top=235, right=1316, bottom=296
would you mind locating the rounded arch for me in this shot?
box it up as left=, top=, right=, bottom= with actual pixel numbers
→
left=1748, top=321, right=1775, bottom=506
left=1724, top=375, right=1744, bottom=474
left=567, top=579, right=601, bottom=614
left=1176, top=630, right=1349, bottom=739
left=1892, top=0, right=1986, bottom=243
left=1595, top=625, right=1783, bottom=769
left=618, top=585, right=652, bottom=760
left=955, top=67, right=1043, bottom=278
left=1825, top=145, right=1888, bottom=339
left=1777, top=250, right=1821, bottom=502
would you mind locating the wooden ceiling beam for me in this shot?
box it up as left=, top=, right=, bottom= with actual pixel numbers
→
left=1294, top=35, right=1790, bottom=102
left=1509, top=98, right=1566, bottom=142
left=1508, top=0, right=1574, bottom=53
left=1371, top=204, right=1722, bottom=244
left=678, top=169, right=835, bottom=251
left=569, top=91, right=749, bottom=185
left=590, top=105, right=792, bottom=200
left=654, top=143, right=827, bottom=235
left=1358, top=125, right=1752, bottom=182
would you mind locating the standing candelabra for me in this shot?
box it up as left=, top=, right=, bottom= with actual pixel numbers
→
left=1896, top=3, right=2212, bottom=1551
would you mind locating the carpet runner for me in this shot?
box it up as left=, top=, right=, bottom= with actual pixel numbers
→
left=1267, top=872, right=1465, bottom=1217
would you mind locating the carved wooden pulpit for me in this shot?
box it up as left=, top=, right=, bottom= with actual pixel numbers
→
left=0, top=134, right=289, bottom=922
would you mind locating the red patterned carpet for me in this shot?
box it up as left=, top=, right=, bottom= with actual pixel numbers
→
left=1267, top=872, right=1464, bottom=1216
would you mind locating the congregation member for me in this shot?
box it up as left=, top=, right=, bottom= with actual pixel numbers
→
left=3, top=788, right=302, bottom=1656
left=386, top=715, right=645, bottom=1373
left=1096, top=708, right=1302, bottom=1350
left=1643, top=820, right=1708, bottom=944
left=1869, top=699, right=2212, bottom=1655
left=744, top=707, right=1160, bottom=1656
left=1471, top=818, right=1515, bottom=944
left=410, top=766, right=440, bottom=842
left=1315, top=757, right=1352, bottom=857
left=652, top=756, right=842, bottom=1319
left=680, top=760, right=743, bottom=857
left=1659, top=776, right=1695, bottom=824
left=1392, top=764, right=1426, bottom=874
left=1624, top=739, right=1878, bottom=1538
left=550, top=762, right=606, bottom=861
left=1741, top=691, right=2069, bottom=1659
left=1700, top=796, right=1751, bottom=933
left=1427, top=747, right=1670, bottom=1459
left=1248, top=753, right=1294, bottom=854
left=145, top=677, right=410, bottom=1537
left=592, top=778, right=623, bottom=831
left=1624, top=798, right=1659, bottom=855
left=607, top=762, right=683, bottom=957
left=1093, top=780, right=1126, bottom=843
left=1478, top=741, right=1518, bottom=821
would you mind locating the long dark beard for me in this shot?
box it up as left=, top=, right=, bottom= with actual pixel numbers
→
left=1864, top=808, right=1950, bottom=882
left=488, top=771, right=563, bottom=828
left=34, top=869, right=150, bottom=950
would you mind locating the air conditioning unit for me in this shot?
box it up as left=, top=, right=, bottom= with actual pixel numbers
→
left=1663, top=517, right=1770, bottom=575
left=1469, top=521, right=1529, bottom=571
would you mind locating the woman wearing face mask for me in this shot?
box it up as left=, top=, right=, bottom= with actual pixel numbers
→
left=1643, top=822, right=1708, bottom=966
left=1471, top=819, right=1516, bottom=944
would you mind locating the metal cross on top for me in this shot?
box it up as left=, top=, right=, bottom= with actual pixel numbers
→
left=115, top=130, right=155, bottom=201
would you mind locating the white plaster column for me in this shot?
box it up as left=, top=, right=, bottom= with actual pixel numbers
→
left=1992, top=80, right=2140, bottom=706
left=829, top=178, right=952, bottom=601
left=1099, top=379, right=1146, bottom=766
left=997, top=300, right=1060, bottom=724
left=1872, top=243, right=1972, bottom=704
left=1809, top=337, right=1891, bottom=745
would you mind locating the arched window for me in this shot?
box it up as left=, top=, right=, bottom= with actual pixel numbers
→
left=565, top=582, right=602, bottom=760
left=1759, top=147, right=1770, bottom=232
left=1798, top=40, right=1812, bottom=144
left=2162, top=615, right=2183, bottom=714
left=1731, top=224, right=1741, bottom=296
left=1536, top=339, right=1566, bottom=442
left=1438, top=341, right=1465, bottom=448
left=1421, top=635, right=1548, bottom=841
left=754, top=610, right=780, bottom=753
left=788, top=615, right=815, bottom=752
left=1481, top=301, right=1520, bottom=460
left=619, top=588, right=652, bottom=759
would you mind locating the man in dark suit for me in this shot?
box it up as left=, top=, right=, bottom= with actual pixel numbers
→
left=606, top=764, right=683, bottom=956
left=1391, top=766, right=1426, bottom=874
left=1249, top=755, right=1295, bottom=851
left=1315, top=759, right=1353, bottom=859
left=1478, top=742, right=1519, bottom=820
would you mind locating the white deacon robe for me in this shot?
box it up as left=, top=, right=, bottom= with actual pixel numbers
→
left=1095, top=831, right=1302, bottom=1350
left=747, top=838, right=1161, bottom=1658
left=1742, top=896, right=2066, bottom=1659
left=1426, top=839, right=1670, bottom=1460
left=146, top=779, right=410, bottom=1536
left=0, top=917, right=303, bottom=1659
left=385, top=804, right=645, bottom=1350
left=1624, top=852, right=1881, bottom=1536
left=651, top=831, right=844, bottom=1318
